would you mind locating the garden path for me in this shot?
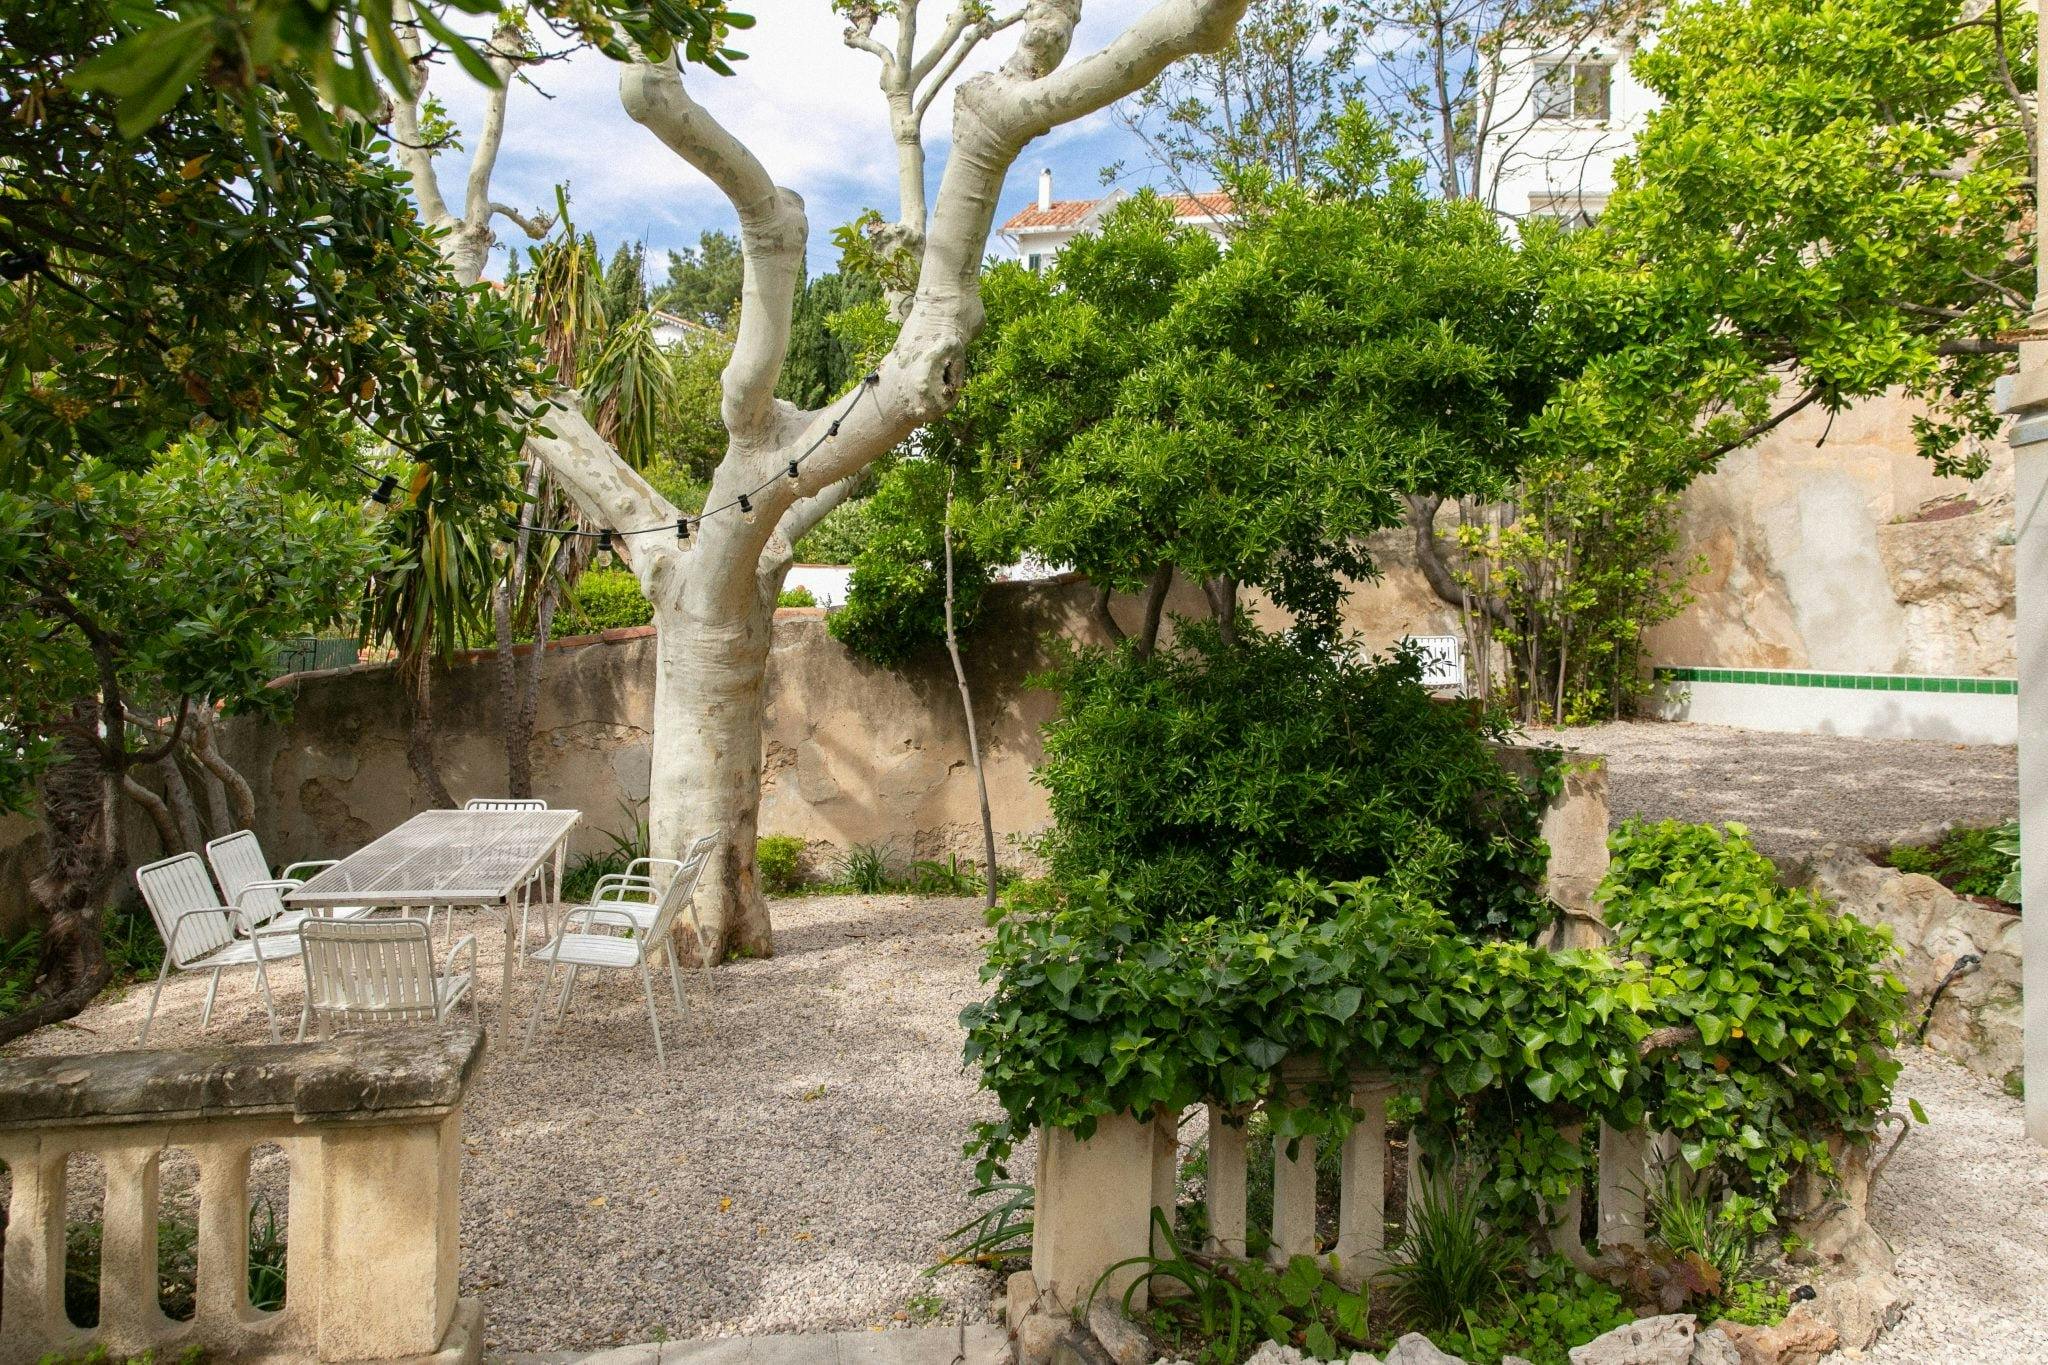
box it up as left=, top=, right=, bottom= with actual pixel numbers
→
left=1570, top=721, right=2015, bottom=862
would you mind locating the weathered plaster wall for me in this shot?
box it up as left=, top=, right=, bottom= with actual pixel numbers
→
left=210, top=576, right=1210, bottom=876
left=1327, top=392, right=2015, bottom=679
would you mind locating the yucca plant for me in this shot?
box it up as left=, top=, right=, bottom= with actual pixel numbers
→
left=1646, top=1163, right=1755, bottom=1289
left=1379, top=1165, right=1521, bottom=1333
left=587, top=311, right=675, bottom=470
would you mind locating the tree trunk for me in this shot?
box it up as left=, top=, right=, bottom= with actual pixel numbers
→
left=405, top=652, right=456, bottom=808
left=0, top=723, right=118, bottom=1044
left=942, top=477, right=1000, bottom=909
left=511, top=568, right=567, bottom=798
left=1136, top=565, right=1173, bottom=660
left=189, top=704, right=259, bottom=832
left=647, top=589, right=778, bottom=963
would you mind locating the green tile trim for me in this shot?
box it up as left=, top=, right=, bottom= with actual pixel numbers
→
left=1654, top=667, right=2016, bottom=695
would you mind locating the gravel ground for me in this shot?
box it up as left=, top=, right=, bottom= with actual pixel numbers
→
left=1567, top=720, right=2016, bottom=862
left=1830, top=1047, right=2048, bottom=1363
left=6, top=893, right=1014, bottom=1352
left=0, top=723, right=2032, bottom=1357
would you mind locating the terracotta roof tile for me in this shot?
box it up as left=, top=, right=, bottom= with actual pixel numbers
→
left=1001, top=190, right=1234, bottom=233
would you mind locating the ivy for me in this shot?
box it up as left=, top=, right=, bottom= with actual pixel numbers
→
left=962, top=822, right=1907, bottom=1226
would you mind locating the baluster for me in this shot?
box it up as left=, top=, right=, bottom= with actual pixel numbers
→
left=1334, top=1076, right=1391, bottom=1284
left=96, top=1143, right=166, bottom=1344
left=1597, top=1123, right=1654, bottom=1250
left=195, top=1141, right=252, bottom=1325
left=1404, top=1129, right=1429, bottom=1233
left=1150, top=1108, right=1187, bottom=1294
left=1204, top=1104, right=1248, bottom=1258
left=0, top=1140, right=71, bottom=1347
left=1269, top=1133, right=1317, bottom=1264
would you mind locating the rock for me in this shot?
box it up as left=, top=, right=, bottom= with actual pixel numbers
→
left=1053, top=1332, right=1115, bottom=1365
left=1567, top=1313, right=1698, bottom=1365
left=1711, top=1305, right=1839, bottom=1365
left=1016, top=1308, right=1075, bottom=1365
left=1808, top=1271, right=1909, bottom=1351
left=1690, top=1327, right=1742, bottom=1365
left=1086, top=1298, right=1157, bottom=1365
left=1383, top=1334, right=1467, bottom=1364
left=1009, top=1269, right=1040, bottom=1329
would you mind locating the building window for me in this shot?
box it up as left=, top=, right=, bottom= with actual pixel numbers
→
left=1524, top=192, right=1607, bottom=233
left=1026, top=252, right=1043, bottom=273
left=1535, top=60, right=1612, bottom=122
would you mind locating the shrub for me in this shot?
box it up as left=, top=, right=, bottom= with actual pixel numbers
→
left=1035, top=622, right=1556, bottom=938
left=551, top=569, right=653, bottom=638
left=757, top=835, right=807, bottom=893
left=777, top=586, right=817, bottom=608
left=1382, top=1168, right=1520, bottom=1332
left=1886, top=822, right=2019, bottom=904
left=1601, top=820, right=1908, bottom=1203
left=839, top=841, right=896, bottom=894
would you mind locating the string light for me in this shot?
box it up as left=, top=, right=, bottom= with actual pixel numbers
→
left=384, top=369, right=886, bottom=544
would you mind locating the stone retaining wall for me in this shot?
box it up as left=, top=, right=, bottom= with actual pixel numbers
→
left=1800, top=845, right=2023, bottom=1087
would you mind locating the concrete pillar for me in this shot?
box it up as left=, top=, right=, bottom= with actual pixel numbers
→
left=1031, top=1111, right=1162, bottom=1312
left=312, top=1113, right=462, bottom=1361
left=96, top=1143, right=165, bottom=1347
left=2008, top=2, right=2048, bottom=1146
left=2014, top=401, right=2048, bottom=1146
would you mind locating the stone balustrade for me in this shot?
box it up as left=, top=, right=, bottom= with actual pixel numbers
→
left=1028, top=1081, right=1665, bottom=1315
left=0, top=1027, right=486, bottom=1365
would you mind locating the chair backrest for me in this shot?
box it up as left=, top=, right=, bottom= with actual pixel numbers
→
left=464, top=798, right=548, bottom=812
left=645, top=834, right=718, bottom=946
left=136, top=854, right=234, bottom=968
left=204, top=830, right=289, bottom=929
left=298, top=918, right=443, bottom=1028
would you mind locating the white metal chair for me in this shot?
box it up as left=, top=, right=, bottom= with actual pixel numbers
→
left=204, top=830, right=375, bottom=941
left=524, top=834, right=717, bottom=1065
left=135, top=853, right=296, bottom=1044
left=295, top=918, right=476, bottom=1039
left=462, top=798, right=554, bottom=950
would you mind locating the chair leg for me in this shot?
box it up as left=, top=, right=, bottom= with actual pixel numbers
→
left=666, top=943, right=688, bottom=1022
left=523, top=965, right=551, bottom=1050
left=251, top=956, right=280, bottom=1043
left=139, top=957, right=174, bottom=1045
left=556, top=964, right=580, bottom=1019
left=295, top=1001, right=311, bottom=1042
left=640, top=961, right=666, bottom=1067
left=199, top=968, right=222, bottom=1033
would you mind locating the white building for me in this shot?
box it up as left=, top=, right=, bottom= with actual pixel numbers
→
left=1482, top=29, right=1658, bottom=227
left=998, top=169, right=1232, bottom=271
left=650, top=308, right=719, bottom=349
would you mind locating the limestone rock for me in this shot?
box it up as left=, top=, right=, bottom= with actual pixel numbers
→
left=1383, top=1334, right=1467, bottom=1364
left=1711, top=1305, right=1839, bottom=1365
left=1808, top=1271, right=1909, bottom=1351
left=1016, top=1307, right=1076, bottom=1365
left=1689, top=1328, right=1741, bottom=1365
left=1567, top=1313, right=1698, bottom=1365
left=1086, top=1299, right=1157, bottom=1365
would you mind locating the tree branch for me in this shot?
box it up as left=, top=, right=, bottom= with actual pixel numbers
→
left=620, top=58, right=808, bottom=442
left=522, top=396, right=682, bottom=597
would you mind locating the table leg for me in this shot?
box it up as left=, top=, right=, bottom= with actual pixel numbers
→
left=501, top=896, right=517, bottom=1005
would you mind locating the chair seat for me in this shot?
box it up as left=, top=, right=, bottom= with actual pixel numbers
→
left=262, top=905, right=375, bottom=936
left=529, top=932, right=643, bottom=969
left=191, top=932, right=301, bottom=969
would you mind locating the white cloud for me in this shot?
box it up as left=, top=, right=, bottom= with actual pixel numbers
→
left=426, top=0, right=1190, bottom=274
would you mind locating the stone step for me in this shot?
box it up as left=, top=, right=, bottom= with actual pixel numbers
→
left=494, top=1324, right=1013, bottom=1365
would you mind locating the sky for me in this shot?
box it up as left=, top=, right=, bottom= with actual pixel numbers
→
left=430, top=1, right=1177, bottom=280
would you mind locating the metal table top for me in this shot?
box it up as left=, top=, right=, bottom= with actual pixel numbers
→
left=286, top=808, right=582, bottom=906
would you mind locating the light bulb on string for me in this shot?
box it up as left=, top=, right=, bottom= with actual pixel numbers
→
left=597, top=529, right=613, bottom=556
left=787, top=460, right=800, bottom=481
left=371, top=475, right=397, bottom=505
left=737, top=494, right=754, bottom=524
left=676, top=518, right=690, bottom=543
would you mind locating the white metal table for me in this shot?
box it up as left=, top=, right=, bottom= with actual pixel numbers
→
left=287, top=808, right=581, bottom=1003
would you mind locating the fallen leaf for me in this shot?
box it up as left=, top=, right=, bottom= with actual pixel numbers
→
left=718, top=1197, right=733, bottom=1213
left=588, top=1195, right=607, bottom=1208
